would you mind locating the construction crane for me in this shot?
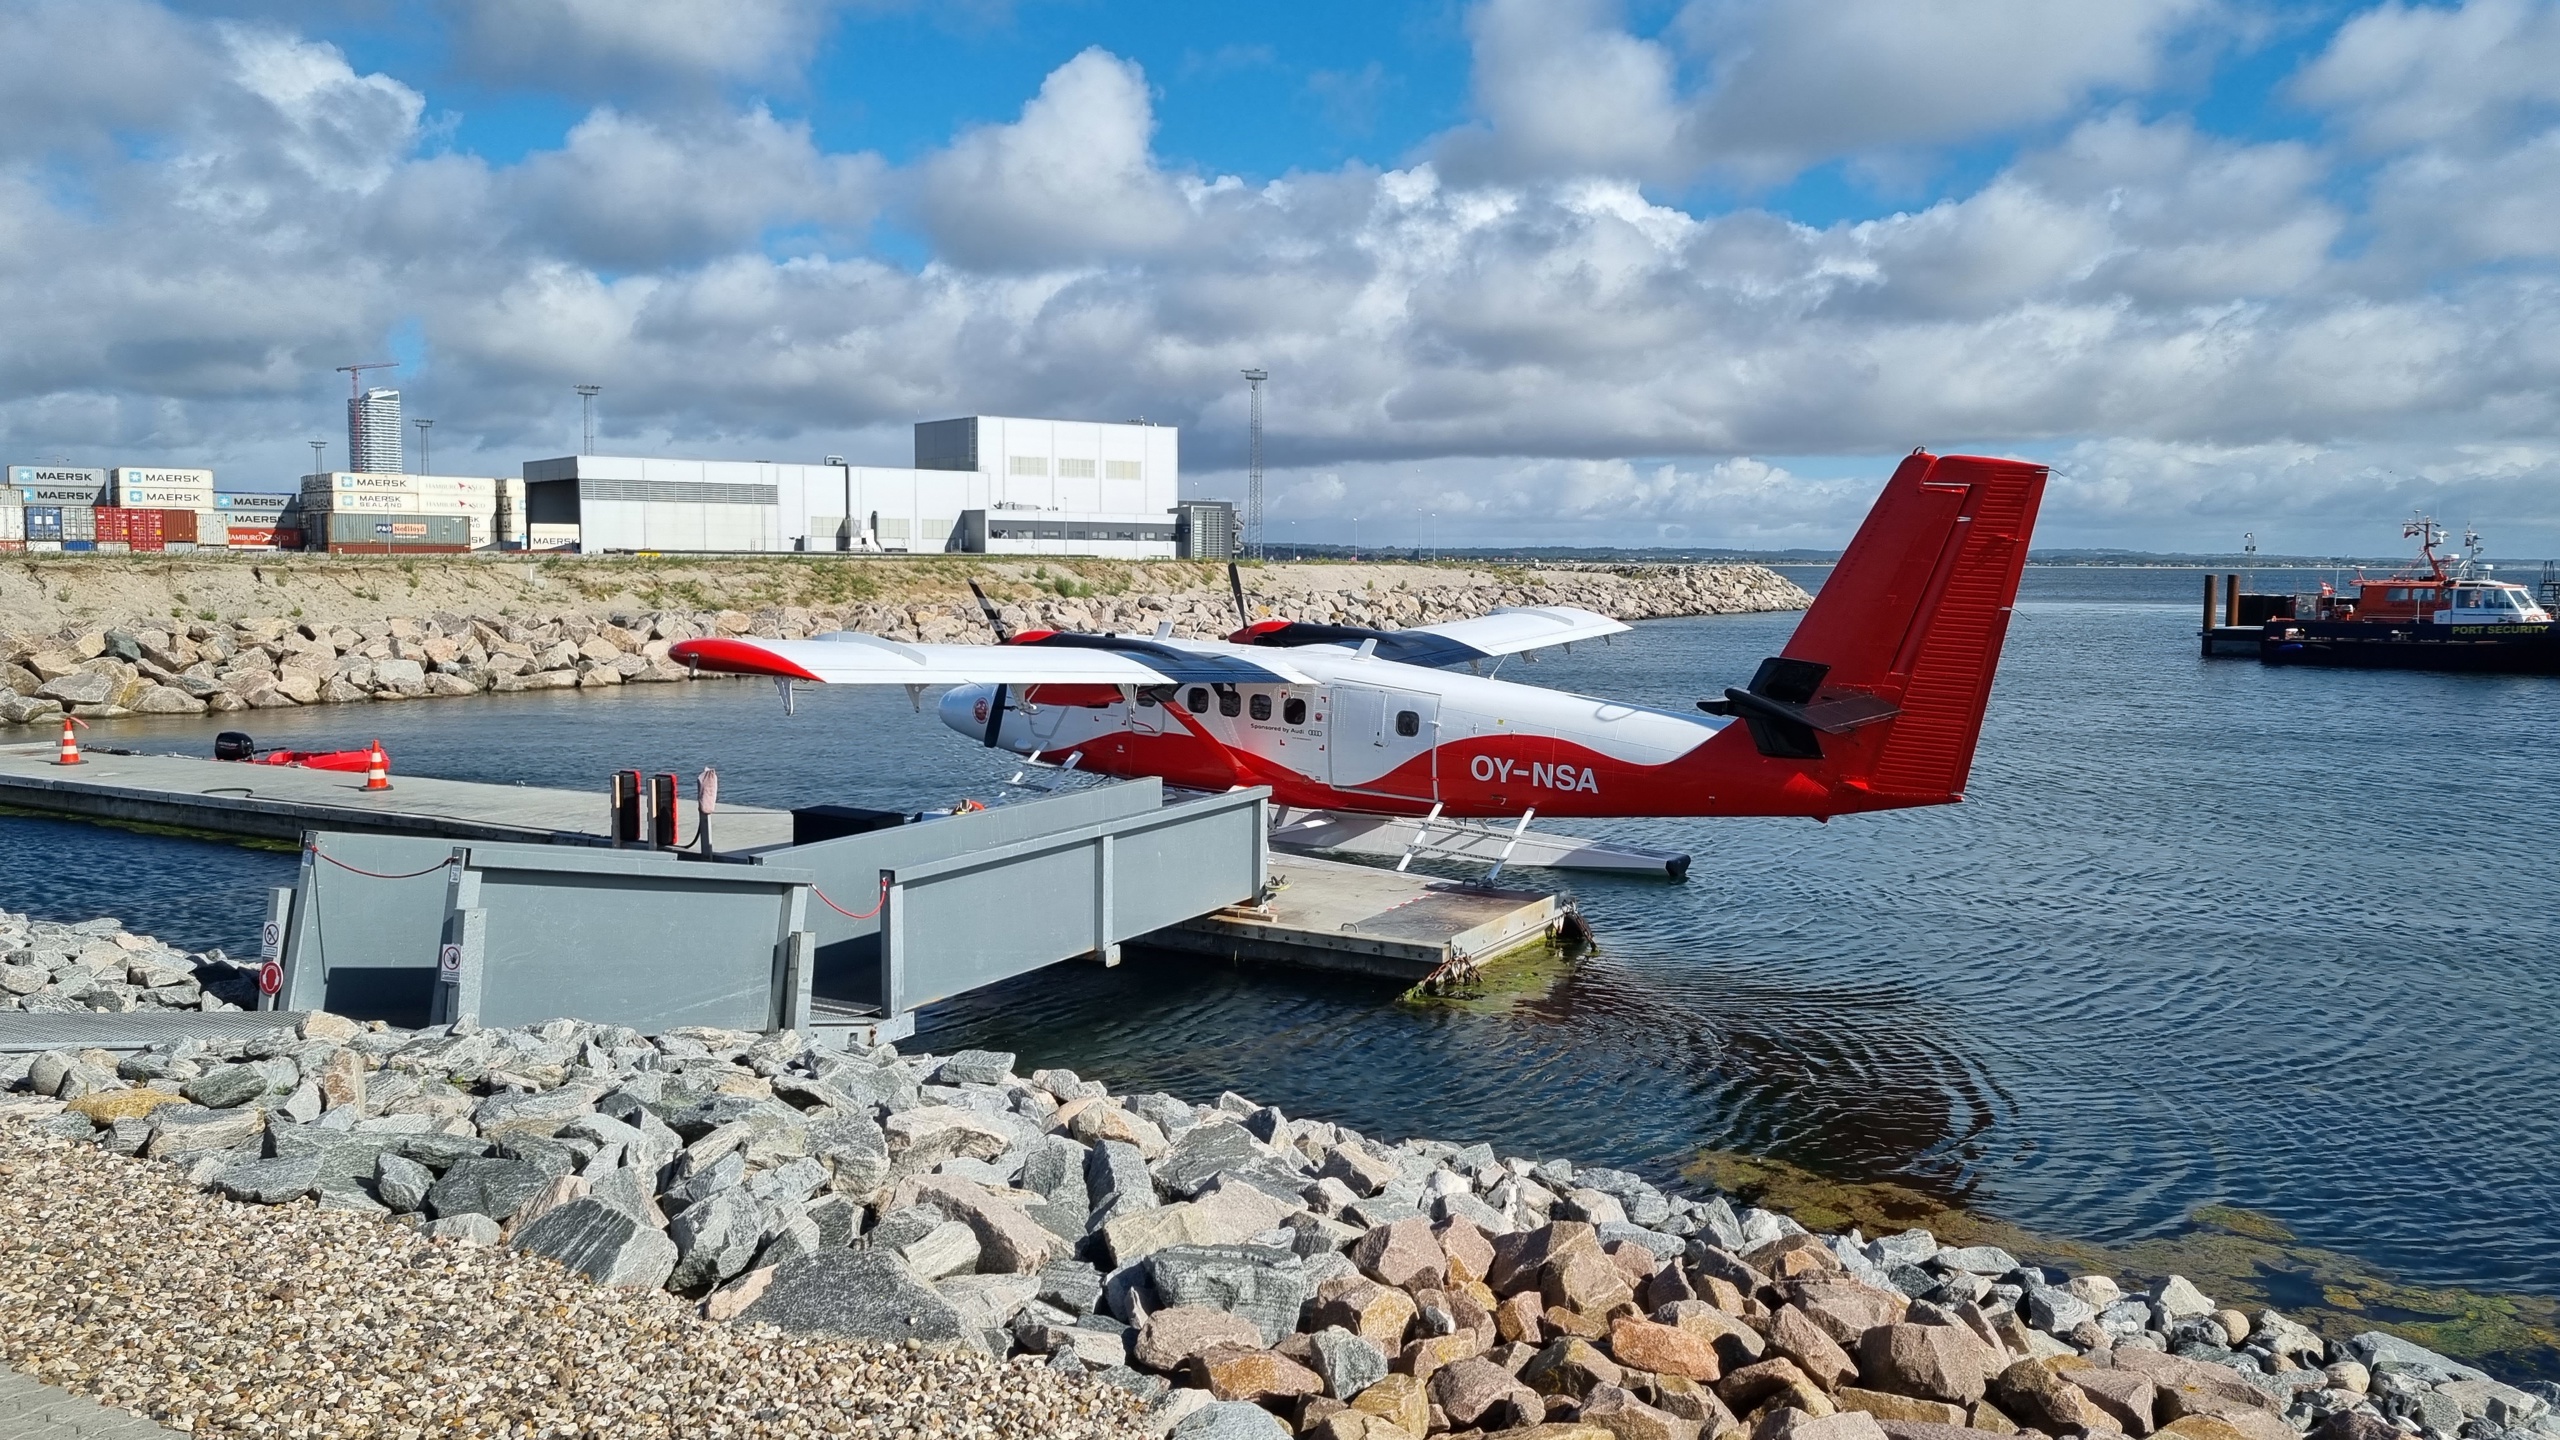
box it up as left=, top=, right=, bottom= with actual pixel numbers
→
left=336, top=361, right=396, bottom=396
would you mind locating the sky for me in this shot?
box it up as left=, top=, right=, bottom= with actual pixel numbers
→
left=6, top=0, right=2560, bottom=553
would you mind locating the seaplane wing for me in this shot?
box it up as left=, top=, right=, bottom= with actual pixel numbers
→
left=1233, top=605, right=1629, bottom=668
left=1405, top=605, right=1630, bottom=659
left=670, top=632, right=1313, bottom=686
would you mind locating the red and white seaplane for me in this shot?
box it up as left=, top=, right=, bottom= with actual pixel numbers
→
left=672, top=451, right=2046, bottom=878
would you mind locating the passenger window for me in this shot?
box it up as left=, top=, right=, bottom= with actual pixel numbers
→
left=1395, top=710, right=1420, bottom=737
left=1218, top=689, right=1242, bottom=717
left=1187, top=688, right=1209, bottom=713
left=1250, top=694, right=1272, bottom=721
left=1283, top=697, right=1307, bottom=725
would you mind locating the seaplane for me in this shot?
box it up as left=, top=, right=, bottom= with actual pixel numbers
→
left=671, top=450, right=2047, bottom=878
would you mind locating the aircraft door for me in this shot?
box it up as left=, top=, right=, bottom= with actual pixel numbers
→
left=1328, top=685, right=1440, bottom=801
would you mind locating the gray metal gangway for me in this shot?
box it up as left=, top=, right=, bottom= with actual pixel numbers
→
left=268, top=779, right=1267, bottom=1045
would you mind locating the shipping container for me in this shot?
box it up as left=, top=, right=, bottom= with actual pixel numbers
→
left=316, top=512, right=473, bottom=553
left=227, top=526, right=284, bottom=548
left=0, top=506, right=20, bottom=543
left=527, top=523, right=581, bottom=551
left=113, top=489, right=212, bottom=510
left=0, top=541, right=23, bottom=553
left=110, top=466, right=213, bottom=488
left=8, top=466, right=107, bottom=504
left=25, top=507, right=61, bottom=541
left=94, top=541, right=130, bottom=554
left=162, top=509, right=197, bottom=545
left=98, top=507, right=166, bottom=551
left=60, top=505, right=95, bottom=541
left=307, top=491, right=420, bottom=513
left=27, top=540, right=61, bottom=553
left=214, top=492, right=297, bottom=509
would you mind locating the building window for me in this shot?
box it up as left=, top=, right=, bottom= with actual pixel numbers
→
left=1283, top=697, right=1307, bottom=725
left=1395, top=710, right=1420, bottom=737
left=1058, top=458, right=1096, bottom=479
left=1250, top=694, right=1273, bottom=721
left=1218, top=689, right=1241, bottom=717
left=1009, top=456, right=1048, bottom=477
left=1187, top=688, right=1209, bottom=713
left=1105, top=459, right=1142, bottom=481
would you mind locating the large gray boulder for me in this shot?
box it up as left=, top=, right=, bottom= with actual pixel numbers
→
left=511, top=1198, right=678, bottom=1290
left=145, top=1105, right=266, bottom=1160
left=667, top=1187, right=767, bottom=1295
left=374, top=1152, right=435, bottom=1213
left=1144, top=1243, right=1310, bottom=1346
left=424, top=1156, right=552, bottom=1221
left=218, top=1154, right=321, bottom=1205
left=805, top=1108, right=890, bottom=1195
left=735, top=1249, right=977, bottom=1348
left=1168, top=1400, right=1291, bottom=1440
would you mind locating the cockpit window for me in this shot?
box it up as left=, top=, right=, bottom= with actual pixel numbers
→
left=1186, top=688, right=1209, bottom=713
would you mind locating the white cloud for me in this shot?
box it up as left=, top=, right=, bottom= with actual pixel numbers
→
left=1435, top=0, right=2216, bottom=185
left=914, top=47, right=1194, bottom=271
left=2294, top=0, right=2560, bottom=151
left=506, top=108, right=882, bottom=270
left=1437, top=0, right=1688, bottom=184
left=1679, top=0, right=2214, bottom=180
left=441, top=0, right=840, bottom=97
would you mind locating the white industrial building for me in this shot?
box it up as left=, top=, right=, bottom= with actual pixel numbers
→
left=522, top=415, right=1183, bottom=557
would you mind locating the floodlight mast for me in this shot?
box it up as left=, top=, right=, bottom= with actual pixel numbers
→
left=575, top=384, right=603, bottom=456
left=1242, top=369, right=1268, bottom=561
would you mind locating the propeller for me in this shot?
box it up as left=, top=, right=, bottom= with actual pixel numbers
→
left=1228, top=562, right=1251, bottom=629
left=966, top=579, right=1013, bottom=642
left=966, top=579, right=1012, bottom=746
left=980, top=683, right=1009, bottom=747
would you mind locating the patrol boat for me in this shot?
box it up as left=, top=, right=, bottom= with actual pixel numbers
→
left=2261, top=519, right=2560, bottom=673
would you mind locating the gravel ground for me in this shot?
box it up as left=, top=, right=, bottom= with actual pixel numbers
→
left=0, top=1116, right=1143, bottom=1440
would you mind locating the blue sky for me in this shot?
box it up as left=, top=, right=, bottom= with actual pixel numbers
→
left=10, top=0, right=2560, bottom=552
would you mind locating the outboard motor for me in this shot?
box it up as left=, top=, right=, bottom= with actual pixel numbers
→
left=213, top=731, right=256, bottom=761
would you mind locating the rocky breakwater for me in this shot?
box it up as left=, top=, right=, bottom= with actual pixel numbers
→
left=0, top=564, right=1809, bottom=727
left=0, top=909, right=258, bottom=1014
left=4, top=995, right=2553, bottom=1440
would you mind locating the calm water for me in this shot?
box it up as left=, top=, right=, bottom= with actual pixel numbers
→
left=6, top=567, right=2554, bottom=1304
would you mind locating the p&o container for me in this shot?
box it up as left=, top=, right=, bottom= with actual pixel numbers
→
left=317, top=512, right=471, bottom=554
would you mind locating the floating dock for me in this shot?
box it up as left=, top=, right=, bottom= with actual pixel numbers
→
left=0, top=743, right=795, bottom=850
left=0, top=748, right=1582, bottom=1041
left=1150, top=854, right=1572, bottom=981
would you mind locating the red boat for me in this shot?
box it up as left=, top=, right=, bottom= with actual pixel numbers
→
left=213, top=731, right=380, bottom=772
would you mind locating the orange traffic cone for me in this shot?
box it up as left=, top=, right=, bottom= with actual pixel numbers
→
left=54, top=714, right=84, bottom=766
left=362, top=739, right=392, bottom=791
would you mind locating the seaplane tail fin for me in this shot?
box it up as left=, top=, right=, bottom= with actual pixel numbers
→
left=1700, top=451, right=2046, bottom=810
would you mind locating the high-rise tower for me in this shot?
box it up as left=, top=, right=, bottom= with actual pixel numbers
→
left=348, top=387, right=403, bottom=473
